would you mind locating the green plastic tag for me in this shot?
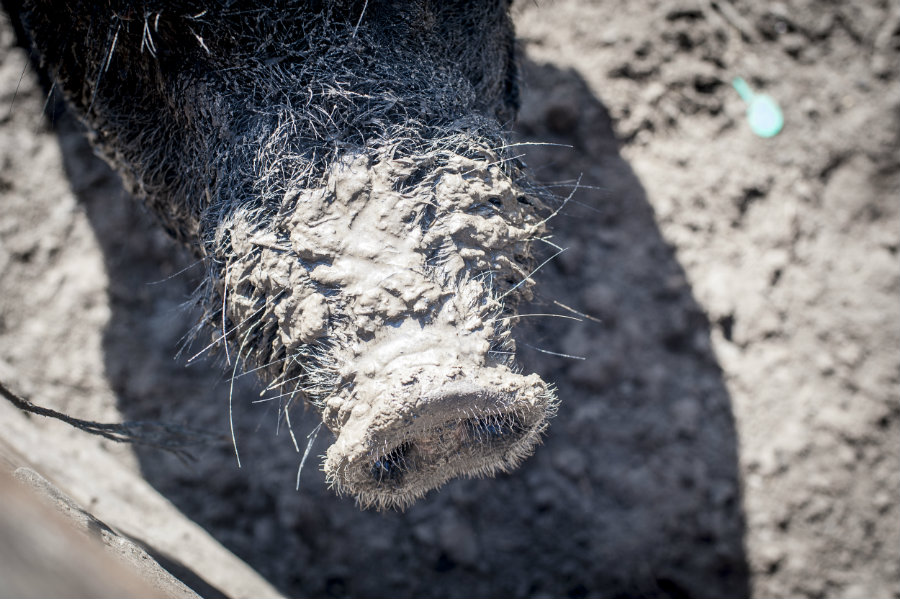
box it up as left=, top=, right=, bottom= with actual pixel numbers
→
left=733, top=77, right=784, bottom=138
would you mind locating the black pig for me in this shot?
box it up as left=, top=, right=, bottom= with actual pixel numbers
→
left=8, top=0, right=558, bottom=509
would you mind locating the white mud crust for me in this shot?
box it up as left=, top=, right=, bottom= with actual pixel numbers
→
left=219, top=149, right=558, bottom=509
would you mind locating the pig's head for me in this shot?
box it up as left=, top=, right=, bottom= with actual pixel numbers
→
left=20, top=0, right=559, bottom=509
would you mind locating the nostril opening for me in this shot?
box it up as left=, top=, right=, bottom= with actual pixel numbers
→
left=371, top=442, right=413, bottom=484
left=465, top=412, right=527, bottom=443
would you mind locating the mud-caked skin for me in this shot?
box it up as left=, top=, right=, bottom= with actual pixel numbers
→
left=12, top=0, right=558, bottom=509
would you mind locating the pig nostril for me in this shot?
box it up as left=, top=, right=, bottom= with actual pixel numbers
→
left=371, top=442, right=413, bottom=484
left=465, top=412, right=526, bottom=444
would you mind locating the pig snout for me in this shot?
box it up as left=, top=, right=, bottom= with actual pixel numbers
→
left=222, top=149, right=557, bottom=508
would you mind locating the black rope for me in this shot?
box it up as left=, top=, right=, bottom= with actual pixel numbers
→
left=0, top=380, right=224, bottom=461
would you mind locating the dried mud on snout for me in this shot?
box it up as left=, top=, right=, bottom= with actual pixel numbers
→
left=222, top=147, right=559, bottom=509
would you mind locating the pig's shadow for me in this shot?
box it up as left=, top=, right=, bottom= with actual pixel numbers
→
left=57, top=61, right=750, bottom=598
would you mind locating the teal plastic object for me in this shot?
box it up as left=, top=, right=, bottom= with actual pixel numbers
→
left=732, top=77, right=784, bottom=138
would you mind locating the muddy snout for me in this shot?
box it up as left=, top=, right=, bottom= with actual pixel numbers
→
left=324, top=372, right=555, bottom=510
left=218, top=147, right=559, bottom=509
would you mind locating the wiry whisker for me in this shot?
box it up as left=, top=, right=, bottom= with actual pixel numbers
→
left=146, top=258, right=206, bottom=285
left=489, top=140, right=574, bottom=152
left=234, top=354, right=289, bottom=380
left=488, top=313, right=582, bottom=323
left=186, top=288, right=285, bottom=364
left=520, top=342, right=586, bottom=361
left=88, top=17, right=121, bottom=112
left=530, top=173, right=581, bottom=231
left=284, top=404, right=301, bottom=452
left=553, top=299, right=604, bottom=324
left=296, top=422, right=323, bottom=490
left=228, top=323, right=260, bottom=468
left=6, top=54, right=29, bottom=119
left=497, top=246, right=566, bottom=301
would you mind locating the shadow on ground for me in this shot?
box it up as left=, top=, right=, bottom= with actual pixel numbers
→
left=55, top=58, right=750, bottom=598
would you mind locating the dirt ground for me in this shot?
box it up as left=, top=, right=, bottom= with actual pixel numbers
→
left=1, top=1, right=898, bottom=598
